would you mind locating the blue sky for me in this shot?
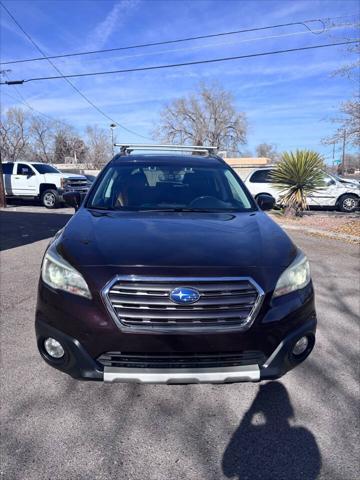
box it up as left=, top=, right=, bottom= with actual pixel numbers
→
left=0, top=0, right=359, bottom=161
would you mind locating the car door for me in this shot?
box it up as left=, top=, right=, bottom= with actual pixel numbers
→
left=307, top=175, right=339, bottom=207
left=12, top=163, right=38, bottom=195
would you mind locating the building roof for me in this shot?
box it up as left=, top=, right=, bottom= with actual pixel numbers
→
left=224, top=157, right=271, bottom=167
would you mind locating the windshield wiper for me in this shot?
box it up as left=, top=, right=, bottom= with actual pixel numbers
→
left=88, top=206, right=114, bottom=211
left=134, top=208, right=186, bottom=212
left=134, top=208, right=239, bottom=213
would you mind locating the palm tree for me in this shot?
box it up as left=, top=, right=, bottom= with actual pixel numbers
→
left=270, top=150, right=325, bottom=216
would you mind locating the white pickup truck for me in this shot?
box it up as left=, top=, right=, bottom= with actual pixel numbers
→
left=2, top=161, right=90, bottom=208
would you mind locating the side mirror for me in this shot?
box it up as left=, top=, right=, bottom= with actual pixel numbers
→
left=256, top=194, right=275, bottom=211
left=326, top=179, right=336, bottom=186
left=63, top=191, right=85, bottom=211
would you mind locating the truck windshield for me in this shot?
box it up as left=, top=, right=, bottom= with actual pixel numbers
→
left=33, top=164, right=60, bottom=174
left=87, top=163, right=255, bottom=212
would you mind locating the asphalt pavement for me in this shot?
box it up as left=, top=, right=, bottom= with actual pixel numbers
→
left=0, top=206, right=359, bottom=480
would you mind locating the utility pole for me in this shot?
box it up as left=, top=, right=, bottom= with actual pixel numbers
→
left=0, top=71, right=10, bottom=207
left=342, top=130, right=346, bottom=174
left=0, top=152, right=6, bottom=208
left=110, top=124, right=116, bottom=156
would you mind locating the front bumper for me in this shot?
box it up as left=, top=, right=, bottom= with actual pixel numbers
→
left=35, top=315, right=316, bottom=383
left=58, top=186, right=90, bottom=201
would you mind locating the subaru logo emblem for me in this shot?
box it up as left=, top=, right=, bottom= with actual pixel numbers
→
left=170, top=287, right=201, bottom=305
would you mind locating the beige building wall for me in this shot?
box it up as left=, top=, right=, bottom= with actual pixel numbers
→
left=223, top=157, right=272, bottom=180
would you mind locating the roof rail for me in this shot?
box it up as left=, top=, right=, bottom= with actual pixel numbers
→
left=114, top=143, right=218, bottom=156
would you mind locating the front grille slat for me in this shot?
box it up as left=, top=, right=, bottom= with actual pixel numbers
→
left=105, top=276, right=262, bottom=330
left=114, top=307, right=251, bottom=320
left=108, top=293, right=257, bottom=307
left=97, top=351, right=266, bottom=368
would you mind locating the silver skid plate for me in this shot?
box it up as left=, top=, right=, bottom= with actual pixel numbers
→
left=103, top=365, right=260, bottom=384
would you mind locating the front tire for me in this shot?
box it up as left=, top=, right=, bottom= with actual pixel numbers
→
left=337, top=194, right=359, bottom=213
left=41, top=189, right=59, bottom=209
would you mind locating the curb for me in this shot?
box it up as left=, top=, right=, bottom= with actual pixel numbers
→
left=278, top=223, right=360, bottom=242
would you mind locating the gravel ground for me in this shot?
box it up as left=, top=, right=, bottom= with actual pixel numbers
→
left=0, top=206, right=359, bottom=480
left=333, top=220, right=360, bottom=237
left=271, top=212, right=360, bottom=238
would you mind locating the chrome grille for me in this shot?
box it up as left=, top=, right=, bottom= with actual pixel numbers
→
left=65, top=178, right=89, bottom=191
left=104, top=276, right=264, bottom=331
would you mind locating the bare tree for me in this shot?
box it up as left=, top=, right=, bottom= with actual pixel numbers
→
left=153, top=82, right=247, bottom=153
left=331, top=43, right=359, bottom=81
left=0, top=108, right=31, bottom=161
left=54, top=124, right=87, bottom=163
left=255, top=143, right=280, bottom=161
left=344, top=152, right=360, bottom=171
left=322, top=99, right=360, bottom=147
left=339, top=99, right=360, bottom=146
left=86, top=125, right=111, bottom=168
left=323, top=42, right=360, bottom=147
left=30, top=115, right=57, bottom=163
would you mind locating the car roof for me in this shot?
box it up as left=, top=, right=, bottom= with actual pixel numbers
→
left=111, top=153, right=225, bottom=167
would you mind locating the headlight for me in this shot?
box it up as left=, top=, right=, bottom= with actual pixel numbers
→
left=42, top=246, right=92, bottom=299
left=60, top=178, right=69, bottom=188
left=273, top=251, right=310, bottom=298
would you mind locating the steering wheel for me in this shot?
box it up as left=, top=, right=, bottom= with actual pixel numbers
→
left=189, top=196, right=224, bottom=208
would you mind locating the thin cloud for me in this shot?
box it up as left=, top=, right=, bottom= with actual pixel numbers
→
left=85, top=0, right=140, bottom=51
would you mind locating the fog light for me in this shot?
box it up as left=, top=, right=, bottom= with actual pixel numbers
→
left=292, top=336, right=309, bottom=356
left=44, top=337, right=65, bottom=359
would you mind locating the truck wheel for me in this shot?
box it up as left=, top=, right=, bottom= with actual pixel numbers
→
left=337, top=194, right=358, bottom=213
left=41, top=189, right=59, bottom=209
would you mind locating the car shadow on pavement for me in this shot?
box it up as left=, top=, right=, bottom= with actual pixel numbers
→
left=0, top=210, right=72, bottom=251
left=222, top=382, right=321, bottom=480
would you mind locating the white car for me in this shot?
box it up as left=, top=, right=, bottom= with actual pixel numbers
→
left=244, top=167, right=359, bottom=213
left=2, top=161, right=90, bottom=208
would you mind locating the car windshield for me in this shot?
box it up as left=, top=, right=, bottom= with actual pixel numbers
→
left=87, top=162, right=255, bottom=212
left=33, top=164, right=60, bottom=174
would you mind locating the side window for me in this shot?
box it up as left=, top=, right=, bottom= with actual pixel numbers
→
left=17, top=164, right=34, bottom=176
left=249, top=170, right=272, bottom=183
left=224, top=170, right=251, bottom=209
left=323, top=175, right=335, bottom=187
left=2, top=163, right=14, bottom=174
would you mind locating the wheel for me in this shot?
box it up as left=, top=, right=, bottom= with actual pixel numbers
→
left=41, top=189, right=59, bottom=209
left=337, top=194, right=359, bottom=213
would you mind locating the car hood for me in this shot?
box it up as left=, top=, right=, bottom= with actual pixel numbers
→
left=61, top=173, right=87, bottom=180
left=58, top=209, right=296, bottom=274
left=339, top=180, right=360, bottom=189
left=42, top=173, right=87, bottom=183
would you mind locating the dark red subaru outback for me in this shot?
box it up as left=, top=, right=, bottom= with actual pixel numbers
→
left=35, top=145, right=316, bottom=383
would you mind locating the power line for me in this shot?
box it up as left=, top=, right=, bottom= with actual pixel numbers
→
left=1, top=72, right=71, bottom=127
left=0, top=17, right=329, bottom=65
left=11, top=22, right=348, bottom=71
left=1, top=13, right=357, bottom=66
left=1, top=40, right=357, bottom=85
left=1, top=90, right=68, bottom=126
left=0, top=1, right=150, bottom=140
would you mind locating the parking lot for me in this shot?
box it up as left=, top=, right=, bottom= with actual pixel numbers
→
left=0, top=205, right=359, bottom=480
